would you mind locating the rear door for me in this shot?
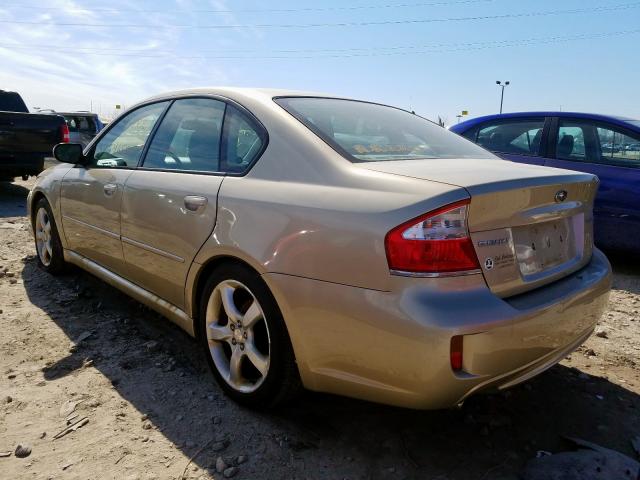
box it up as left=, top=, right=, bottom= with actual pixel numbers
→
left=120, top=97, right=266, bottom=309
left=60, top=102, right=168, bottom=275
left=545, top=118, right=640, bottom=251
left=464, top=117, right=549, bottom=166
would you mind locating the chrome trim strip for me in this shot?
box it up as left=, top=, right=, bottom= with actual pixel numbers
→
left=121, top=236, right=185, bottom=263
left=63, top=249, right=194, bottom=336
left=62, top=215, right=120, bottom=240
left=390, top=269, right=483, bottom=278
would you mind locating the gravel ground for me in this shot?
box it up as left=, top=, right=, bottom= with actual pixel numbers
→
left=1, top=177, right=639, bottom=480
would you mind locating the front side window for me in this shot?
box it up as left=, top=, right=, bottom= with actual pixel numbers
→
left=143, top=98, right=226, bottom=172
left=596, top=126, right=640, bottom=168
left=475, top=119, right=545, bottom=156
left=91, top=102, right=167, bottom=168
left=275, top=97, right=494, bottom=162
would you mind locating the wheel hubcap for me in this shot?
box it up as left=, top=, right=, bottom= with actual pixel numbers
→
left=35, top=207, right=53, bottom=267
left=205, top=279, right=271, bottom=393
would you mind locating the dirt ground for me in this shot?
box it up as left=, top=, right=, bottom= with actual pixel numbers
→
left=1, top=177, right=639, bottom=480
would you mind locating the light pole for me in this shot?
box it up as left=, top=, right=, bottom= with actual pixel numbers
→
left=496, top=81, right=510, bottom=114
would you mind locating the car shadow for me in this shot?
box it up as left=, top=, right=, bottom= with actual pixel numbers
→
left=20, top=257, right=640, bottom=480
left=604, top=249, right=640, bottom=295
left=0, top=180, right=29, bottom=218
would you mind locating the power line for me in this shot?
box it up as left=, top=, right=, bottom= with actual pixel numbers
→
left=0, top=29, right=637, bottom=59
left=2, top=0, right=495, bottom=14
left=1, top=2, right=638, bottom=29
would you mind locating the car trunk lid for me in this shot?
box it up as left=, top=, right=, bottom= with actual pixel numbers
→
left=357, top=158, right=599, bottom=297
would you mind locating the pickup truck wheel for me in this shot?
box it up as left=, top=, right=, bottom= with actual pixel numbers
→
left=33, top=198, right=66, bottom=275
left=198, top=264, right=301, bottom=409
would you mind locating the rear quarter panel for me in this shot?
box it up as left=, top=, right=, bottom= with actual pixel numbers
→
left=200, top=169, right=467, bottom=293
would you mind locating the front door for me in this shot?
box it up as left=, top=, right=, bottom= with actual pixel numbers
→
left=60, top=101, right=168, bottom=274
left=545, top=118, right=640, bottom=251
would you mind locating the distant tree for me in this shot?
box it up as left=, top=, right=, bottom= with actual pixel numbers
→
left=436, top=116, right=447, bottom=128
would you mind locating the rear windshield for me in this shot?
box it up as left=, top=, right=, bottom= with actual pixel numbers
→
left=65, top=115, right=98, bottom=133
left=275, top=97, right=494, bottom=162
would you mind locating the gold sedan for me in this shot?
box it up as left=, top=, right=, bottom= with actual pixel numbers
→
left=29, top=88, right=611, bottom=409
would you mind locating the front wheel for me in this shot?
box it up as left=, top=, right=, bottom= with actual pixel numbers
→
left=198, top=264, right=300, bottom=408
left=33, top=198, right=67, bottom=275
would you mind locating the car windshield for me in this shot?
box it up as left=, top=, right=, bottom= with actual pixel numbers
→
left=275, top=97, right=495, bottom=162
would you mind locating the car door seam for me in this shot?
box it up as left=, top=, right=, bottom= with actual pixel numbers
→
left=121, top=235, right=185, bottom=263
left=62, top=214, right=120, bottom=239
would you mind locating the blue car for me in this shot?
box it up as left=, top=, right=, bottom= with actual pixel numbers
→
left=451, top=112, right=640, bottom=253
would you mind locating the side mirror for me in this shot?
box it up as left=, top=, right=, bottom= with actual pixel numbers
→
left=53, top=143, right=86, bottom=165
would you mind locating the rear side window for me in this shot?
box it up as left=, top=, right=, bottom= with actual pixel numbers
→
left=552, top=119, right=634, bottom=165
left=221, top=105, right=266, bottom=173
left=475, top=119, right=545, bottom=156
left=596, top=126, right=640, bottom=168
left=275, top=97, right=493, bottom=162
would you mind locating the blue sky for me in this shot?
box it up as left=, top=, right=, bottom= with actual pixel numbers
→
left=0, top=0, right=638, bottom=123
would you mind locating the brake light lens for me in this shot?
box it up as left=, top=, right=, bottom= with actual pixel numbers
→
left=385, top=199, right=480, bottom=274
left=60, top=123, right=70, bottom=143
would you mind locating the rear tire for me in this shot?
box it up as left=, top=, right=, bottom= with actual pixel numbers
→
left=198, top=263, right=301, bottom=408
left=33, top=198, right=67, bottom=275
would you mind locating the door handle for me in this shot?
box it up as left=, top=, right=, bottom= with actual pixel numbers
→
left=103, top=183, right=118, bottom=196
left=184, top=195, right=208, bottom=212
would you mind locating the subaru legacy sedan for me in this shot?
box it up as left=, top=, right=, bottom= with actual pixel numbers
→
left=451, top=112, right=640, bottom=253
left=29, top=89, right=611, bottom=409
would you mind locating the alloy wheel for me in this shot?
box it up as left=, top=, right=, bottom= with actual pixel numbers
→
left=35, top=207, right=53, bottom=267
left=205, top=279, right=271, bottom=393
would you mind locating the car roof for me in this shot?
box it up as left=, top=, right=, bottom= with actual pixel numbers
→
left=143, top=87, right=351, bottom=104
left=452, top=111, right=640, bottom=132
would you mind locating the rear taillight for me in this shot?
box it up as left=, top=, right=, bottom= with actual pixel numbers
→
left=384, top=199, right=480, bottom=274
left=60, top=123, right=70, bottom=143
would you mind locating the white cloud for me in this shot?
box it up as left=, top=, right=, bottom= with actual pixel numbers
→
left=0, top=0, right=240, bottom=117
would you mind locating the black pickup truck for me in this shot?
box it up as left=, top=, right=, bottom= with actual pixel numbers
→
left=0, top=90, right=68, bottom=181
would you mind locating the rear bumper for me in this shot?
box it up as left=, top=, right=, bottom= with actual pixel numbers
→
left=264, top=248, right=611, bottom=409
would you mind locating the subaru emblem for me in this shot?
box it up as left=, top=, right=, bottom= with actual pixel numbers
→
left=554, top=190, right=568, bottom=203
